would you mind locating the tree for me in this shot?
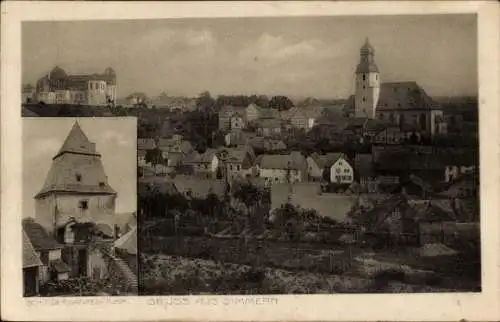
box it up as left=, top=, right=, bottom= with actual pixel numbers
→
left=255, top=95, right=269, bottom=109
left=196, top=91, right=215, bottom=113
left=268, top=95, right=294, bottom=111
left=145, top=148, right=163, bottom=167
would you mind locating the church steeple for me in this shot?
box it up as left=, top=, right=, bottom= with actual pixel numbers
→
left=356, top=37, right=379, bottom=74
left=354, top=38, right=380, bottom=119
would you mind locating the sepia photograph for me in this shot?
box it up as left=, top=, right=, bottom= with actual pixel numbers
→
left=22, top=118, right=138, bottom=296
left=3, top=1, right=500, bottom=322
left=21, top=14, right=482, bottom=295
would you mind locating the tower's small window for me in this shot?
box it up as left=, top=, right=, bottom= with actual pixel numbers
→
left=363, top=85, right=365, bottom=89
left=79, top=200, right=88, bottom=210
left=363, top=97, right=366, bottom=102
left=75, top=174, right=82, bottom=182
left=363, top=74, right=366, bottom=81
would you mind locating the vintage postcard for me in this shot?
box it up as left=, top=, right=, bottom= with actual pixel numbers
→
left=2, top=1, right=499, bottom=321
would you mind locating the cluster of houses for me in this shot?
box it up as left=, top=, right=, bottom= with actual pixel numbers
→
left=136, top=38, right=479, bottom=248
left=138, top=133, right=365, bottom=187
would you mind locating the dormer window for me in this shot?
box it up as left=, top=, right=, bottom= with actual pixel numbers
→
left=75, top=174, right=82, bottom=182
left=99, top=182, right=105, bottom=187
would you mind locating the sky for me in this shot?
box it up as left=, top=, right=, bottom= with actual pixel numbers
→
left=22, top=14, right=477, bottom=99
left=22, top=118, right=137, bottom=217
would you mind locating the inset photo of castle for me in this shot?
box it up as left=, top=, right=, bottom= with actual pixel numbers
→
left=22, top=118, right=137, bottom=296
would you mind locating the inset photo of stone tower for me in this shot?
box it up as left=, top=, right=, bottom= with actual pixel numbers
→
left=22, top=118, right=137, bottom=297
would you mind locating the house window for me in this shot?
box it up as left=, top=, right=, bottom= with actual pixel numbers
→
left=78, top=200, right=88, bottom=210
left=40, top=252, right=49, bottom=265
left=344, top=169, right=350, bottom=173
left=376, top=75, right=378, bottom=80
left=363, top=74, right=366, bottom=81
left=75, top=174, right=82, bottom=182
left=237, top=165, right=241, bottom=171
left=336, top=168, right=341, bottom=174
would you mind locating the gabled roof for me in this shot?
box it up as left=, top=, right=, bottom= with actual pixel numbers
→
left=23, top=230, right=43, bottom=268
left=219, top=105, right=247, bottom=118
left=288, top=107, right=321, bottom=120
left=51, top=259, right=71, bottom=273
left=139, top=178, right=178, bottom=195
left=53, top=122, right=100, bottom=160
left=157, top=139, right=193, bottom=154
left=172, top=175, right=226, bottom=198
left=256, top=118, right=282, bottom=128
left=23, top=219, right=63, bottom=251
left=247, top=103, right=261, bottom=111
left=377, top=82, right=441, bottom=111
left=217, top=147, right=249, bottom=164
left=317, top=152, right=350, bottom=169
left=114, top=226, right=137, bottom=255
left=259, top=108, right=280, bottom=119
left=259, top=152, right=306, bottom=171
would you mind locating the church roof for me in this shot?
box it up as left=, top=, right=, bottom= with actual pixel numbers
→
left=360, top=38, right=375, bottom=55
left=376, top=82, right=441, bottom=111
left=356, top=38, right=379, bottom=73
left=35, top=122, right=116, bottom=198
left=356, top=60, right=379, bottom=74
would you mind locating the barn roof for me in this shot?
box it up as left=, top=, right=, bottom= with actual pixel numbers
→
left=23, top=219, right=62, bottom=251
left=23, top=230, right=43, bottom=268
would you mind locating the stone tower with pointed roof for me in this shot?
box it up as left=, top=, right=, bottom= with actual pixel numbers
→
left=35, top=121, right=117, bottom=236
left=355, top=38, right=380, bottom=118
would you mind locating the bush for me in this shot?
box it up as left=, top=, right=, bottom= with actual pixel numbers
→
left=425, top=274, right=444, bottom=287
left=370, top=268, right=407, bottom=291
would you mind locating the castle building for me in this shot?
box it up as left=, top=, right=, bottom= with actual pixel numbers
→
left=34, top=122, right=119, bottom=280
left=352, top=38, right=446, bottom=137
left=34, top=66, right=117, bottom=106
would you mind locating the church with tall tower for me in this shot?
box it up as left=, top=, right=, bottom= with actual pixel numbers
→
left=354, top=38, right=380, bottom=119
left=350, top=38, right=446, bottom=137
